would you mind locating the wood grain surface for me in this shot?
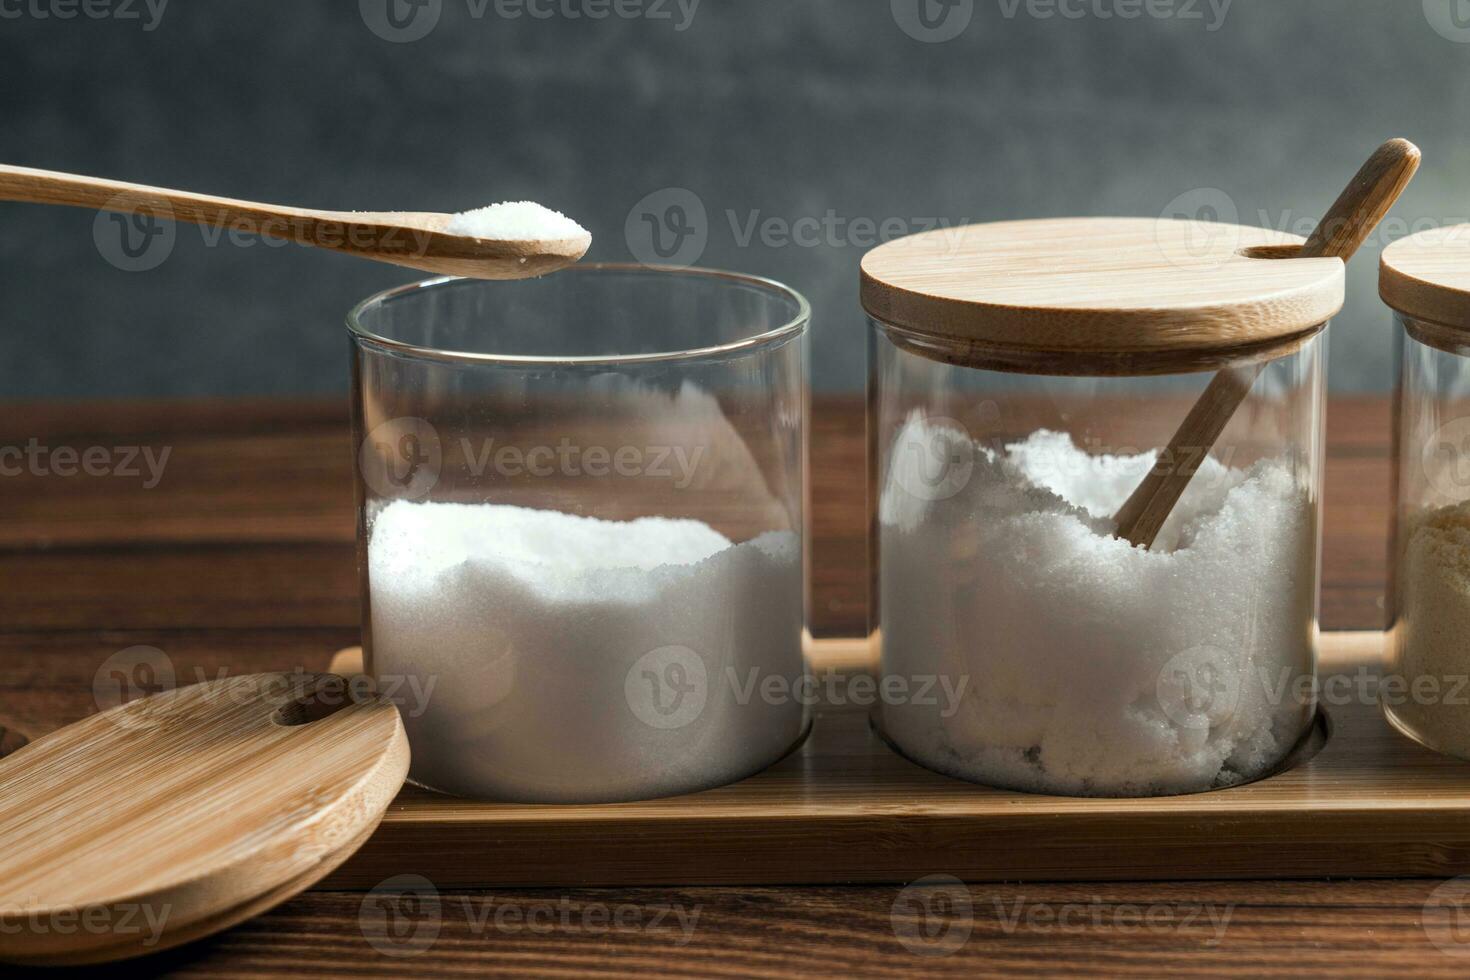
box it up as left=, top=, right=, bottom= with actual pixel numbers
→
left=0, top=394, right=1449, bottom=977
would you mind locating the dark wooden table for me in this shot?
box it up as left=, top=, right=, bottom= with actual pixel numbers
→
left=3, top=395, right=1462, bottom=977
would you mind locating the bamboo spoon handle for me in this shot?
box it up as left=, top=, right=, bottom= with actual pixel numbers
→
left=0, top=164, right=590, bottom=280
left=1112, top=139, right=1422, bottom=549
left=0, top=164, right=320, bottom=224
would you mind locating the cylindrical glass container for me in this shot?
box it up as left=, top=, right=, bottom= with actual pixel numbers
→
left=862, top=217, right=1343, bottom=797
left=1383, top=226, right=1470, bottom=760
left=348, top=265, right=810, bottom=803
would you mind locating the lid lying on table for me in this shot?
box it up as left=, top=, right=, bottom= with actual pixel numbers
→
left=0, top=671, right=409, bottom=966
left=1381, top=224, right=1470, bottom=345
left=860, top=216, right=1345, bottom=374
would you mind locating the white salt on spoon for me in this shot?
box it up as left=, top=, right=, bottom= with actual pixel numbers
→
left=0, top=164, right=592, bottom=281
left=447, top=200, right=590, bottom=244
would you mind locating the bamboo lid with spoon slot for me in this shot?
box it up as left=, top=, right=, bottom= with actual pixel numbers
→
left=0, top=673, right=410, bottom=965
left=861, top=138, right=1420, bottom=549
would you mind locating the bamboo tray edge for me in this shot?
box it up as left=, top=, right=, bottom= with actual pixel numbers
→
left=325, top=631, right=1470, bottom=888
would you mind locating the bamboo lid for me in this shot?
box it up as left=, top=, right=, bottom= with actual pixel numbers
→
left=0, top=672, right=409, bottom=965
left=1381, top=225, right=1470, bottom=343
left=860, top=217, right=1346, bottom=374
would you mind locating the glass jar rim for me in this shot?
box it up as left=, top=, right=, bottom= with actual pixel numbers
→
left=346, top=263, right=811, bottom=366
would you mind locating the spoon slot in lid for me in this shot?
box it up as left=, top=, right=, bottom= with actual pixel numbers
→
left=1111, top=138, right=1422, bottom=549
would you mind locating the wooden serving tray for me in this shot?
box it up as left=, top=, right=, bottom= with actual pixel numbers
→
left=324, top=632, right=1470, bottom=888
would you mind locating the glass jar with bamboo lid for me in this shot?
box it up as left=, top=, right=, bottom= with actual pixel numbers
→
left=859, top=141, right=1417, bottom=796
left=1382, top=225, right=1470, bottom=761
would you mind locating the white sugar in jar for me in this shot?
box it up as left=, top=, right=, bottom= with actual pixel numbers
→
left=862, top=217, right=1340, bottom=797
left=367, top=502, right=803, bottom=802
left=349, top=267, right=810, bottom=803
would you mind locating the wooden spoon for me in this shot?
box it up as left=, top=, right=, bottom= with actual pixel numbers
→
left=1112, top=138, right=1421, bottom=549
left=0, top=164, right=590, bottom=280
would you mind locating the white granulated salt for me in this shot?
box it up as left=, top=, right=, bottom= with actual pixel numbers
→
left=1390, top=501, right=1470, bottom=758
left=368, top=500, right=804, bottom=803
left=445, top=200, right=591, bottom=243
left=877, top=415, right=1317, bottom=797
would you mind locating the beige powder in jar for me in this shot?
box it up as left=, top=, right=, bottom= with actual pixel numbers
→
left=1391, top=501, right=1470, bottom=757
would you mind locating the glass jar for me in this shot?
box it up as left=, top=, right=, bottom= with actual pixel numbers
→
left=1383, top=225, right=1470, bottom=760
left=349, top=265, right=810, bottom=803
left=862, top=217, right=1343, bottom=797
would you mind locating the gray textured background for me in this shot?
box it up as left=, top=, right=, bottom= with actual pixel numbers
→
left=1, top=0, right=1468, bottom=397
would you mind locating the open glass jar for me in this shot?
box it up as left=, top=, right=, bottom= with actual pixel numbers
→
left=349, top=265, right=810, bottom=803
left=1382, top=225, right=1470, bottom=760
left=862, top=218, right=1344, bottom=797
